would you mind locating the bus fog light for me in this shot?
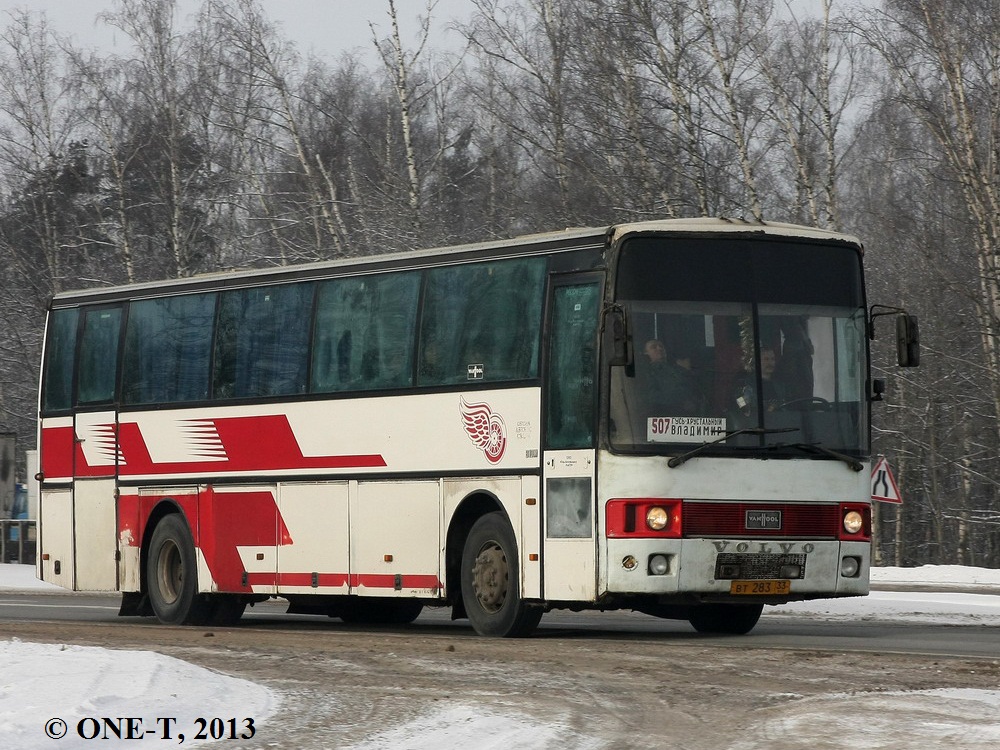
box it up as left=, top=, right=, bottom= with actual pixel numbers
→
left=843, top=510, right=864, bottom=535
left=646, top=507, right=669, bottom=531
left=840, top=556, right=861, bottom=578
left=648, top=554, right=670, bottom=576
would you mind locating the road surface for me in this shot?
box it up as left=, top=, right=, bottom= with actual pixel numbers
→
left=2, top=590, right=999, bottom=748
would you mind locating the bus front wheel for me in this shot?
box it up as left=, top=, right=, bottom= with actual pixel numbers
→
left=147, top=514, right=212, bottom=625
left=460, top=512, right=542, bottom=637
left=688, top=603, right=763, bottom=635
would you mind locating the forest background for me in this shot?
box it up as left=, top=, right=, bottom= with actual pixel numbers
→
left=0, top=0, right=997, bottom=568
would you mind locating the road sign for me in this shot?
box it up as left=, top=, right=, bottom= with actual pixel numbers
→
left=871, top=455, right=902, bottom=504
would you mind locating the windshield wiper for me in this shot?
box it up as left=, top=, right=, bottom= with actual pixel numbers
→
left=769, top=442, right=864, bottom=472
left=667, top=427, right=799, bottom=468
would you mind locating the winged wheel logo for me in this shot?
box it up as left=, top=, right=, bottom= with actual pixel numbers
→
left=460, top=397, right=507, bottom=464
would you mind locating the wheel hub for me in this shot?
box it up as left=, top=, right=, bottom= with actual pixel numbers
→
left=471, top=543, right=508, bottom=613
left=156, top=542, right=183, bottom=605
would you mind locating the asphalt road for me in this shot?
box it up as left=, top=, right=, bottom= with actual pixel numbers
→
left=1, top=589, right=997, bottom=659
left=6, top=590, right=1000, bottom=749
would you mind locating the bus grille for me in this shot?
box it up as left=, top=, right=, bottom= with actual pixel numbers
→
left=715, top=553, right=807, bottom=580
left=683, top=501, right=840, bottom=538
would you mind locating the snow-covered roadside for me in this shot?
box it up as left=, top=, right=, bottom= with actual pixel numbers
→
left=871, top=563, right=1000, bottom=590
left=0, top=639, right=276, bottom=749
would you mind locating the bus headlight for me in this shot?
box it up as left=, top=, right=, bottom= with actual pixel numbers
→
left=843, top=510, right=864, bottom=535
left=646, top=506, right=669, bottom=531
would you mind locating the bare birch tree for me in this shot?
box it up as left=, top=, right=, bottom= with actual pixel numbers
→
left=461, top=0, right=582, bottom=225
left=857, top=0, right=1000, bottom=442
left=752, top=0, right=859, bottom=228
left=692, top=0, right=771, bottom=220
left=0, top=9, right=91, bottom=291
left=204, top=0, right=352, bottom=263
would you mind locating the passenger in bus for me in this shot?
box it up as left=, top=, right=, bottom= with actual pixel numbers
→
left=641, top=338, right=706, bottom=417
left=735, top=346, right=785, bottom=415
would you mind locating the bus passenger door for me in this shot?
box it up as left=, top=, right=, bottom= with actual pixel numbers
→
left=72, top=306, right=124, bottom=591
left=541, top=278, right=601, bottom=602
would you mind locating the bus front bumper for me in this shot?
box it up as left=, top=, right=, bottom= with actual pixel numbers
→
left=603, top=537, right=870, bottom=602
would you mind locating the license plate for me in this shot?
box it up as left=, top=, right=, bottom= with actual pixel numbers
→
left=730, top=579, right=791, bottom=595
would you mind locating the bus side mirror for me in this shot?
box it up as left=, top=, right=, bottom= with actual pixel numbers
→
left=602, top=306, right=632, bottom=368
left=896, top=314, right=920, bottom=367
left=869, top=305, right=920, bottom=368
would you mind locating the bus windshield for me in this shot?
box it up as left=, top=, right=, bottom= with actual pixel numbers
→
left=609, top=235, right=868, bottom=458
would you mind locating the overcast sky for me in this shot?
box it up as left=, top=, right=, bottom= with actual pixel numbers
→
left=0, top=0, right=474, bottom=63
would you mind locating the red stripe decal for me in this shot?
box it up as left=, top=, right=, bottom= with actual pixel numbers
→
left=116, top=415, right=386, bottom=476
left=198, top=487, right=293, bottom=591
left=44, top=415, right=387, bottom=479
left=40, top=426, right=75, bottom=479
left=244, top=572, right=443, bottom=591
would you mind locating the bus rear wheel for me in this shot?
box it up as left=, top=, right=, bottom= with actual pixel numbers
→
left=461, top=512, right=542, bottom=637
left=147, top=514, right=212, bottom=626
left=688, top=603, right=763, bottom=635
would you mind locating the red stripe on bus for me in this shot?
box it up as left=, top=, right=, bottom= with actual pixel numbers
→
left=43, top=415, right=387, bottom=480
left=40, top=426, right=74, bottom=478
left=351, top=573, right=443, bottom=591
left=244, top=572, right=443, bottom=591
left=115, top=415, right=386, bottom=476
left=197, top=487, right=293, bottom=591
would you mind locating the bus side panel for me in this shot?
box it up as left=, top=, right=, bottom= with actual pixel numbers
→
left=443, top=477, right=539, bottom=600
left=114, top=389, right=541, bottom=483
left=351, top=481, right=441, bottom=597
left=73, top=478, right=118, bottom=591
left=39, top=417, right=74, bottom=482
left=38, top=488, right=74, bottom=589
left=117, top=491, right=141, bottom=591
left=118, top=488, right=201, bottom=593
left=275, top=481, right=351, bottom=595
left=520, top=475, right=542, bottom=599
left=541, top=449, right=598, bottom=602
left=199, top=485, right=280, bottom=595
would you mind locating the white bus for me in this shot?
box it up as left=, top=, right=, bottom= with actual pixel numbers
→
left=36, top=218, right=918, bottom=636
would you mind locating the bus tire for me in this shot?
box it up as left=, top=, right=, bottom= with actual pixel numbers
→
left=688, top=603, right=763, bottom=635
left=461, top=512, right=542, bottom=637
left=147, top=514, right=212, bottom=626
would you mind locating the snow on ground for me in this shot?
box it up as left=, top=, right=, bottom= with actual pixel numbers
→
left=0, top=639, right=276, bottom=749
left=3, top=563, right=1000, bottom=748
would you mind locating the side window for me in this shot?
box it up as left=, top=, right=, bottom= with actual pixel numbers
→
left=77, top=307, right=123, bottom=405
left=214, top=283, right=314, bottom=399
left=123, top=293, right=216, bottom=405
left=312, top=272, right=420, bottom=392
left=546, top=282, right=600, bottom=449
left=418, top=258, right=546, bottom=386
left=41, top=308, right=80, bottom=413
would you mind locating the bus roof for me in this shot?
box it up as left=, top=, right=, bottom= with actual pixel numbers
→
left=611, top=217, right=861, bottom=246
left=49, top=218, right=861, bottom=306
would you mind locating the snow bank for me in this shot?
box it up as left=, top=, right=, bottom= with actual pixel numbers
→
left=0, top=639, right=276, bottom=749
